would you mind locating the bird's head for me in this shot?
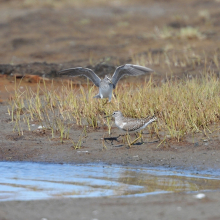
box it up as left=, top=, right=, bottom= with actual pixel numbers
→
left=104, top=111, right=123, bottom=119
left=104, top=75, right=113, bottom=85
left=111, top=111, right=123, bottom=118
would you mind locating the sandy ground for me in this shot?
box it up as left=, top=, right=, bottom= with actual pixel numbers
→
left=0, top=0, right=220, bottom=219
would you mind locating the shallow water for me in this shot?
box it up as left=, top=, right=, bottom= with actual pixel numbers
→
left=0, top=162, right=220, bottom=201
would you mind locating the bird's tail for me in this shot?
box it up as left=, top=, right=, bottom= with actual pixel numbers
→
left=145, top=115, right=157, bottom=125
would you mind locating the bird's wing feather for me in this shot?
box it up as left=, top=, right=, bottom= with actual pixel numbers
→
left=59, top=67, right=101, bottom=87
left=122, top=116, right=156, bottom=132
left=122, top=119, right=146, bottom=132
left=111, top=64, right=153, bottom=87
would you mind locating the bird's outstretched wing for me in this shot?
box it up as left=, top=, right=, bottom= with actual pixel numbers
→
left=59, top=67, right=101, bottom=87
left=111, top=64, right=153, bottom=87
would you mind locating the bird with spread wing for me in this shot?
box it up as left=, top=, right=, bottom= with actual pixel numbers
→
left=59, top=64, right=153, bottom=102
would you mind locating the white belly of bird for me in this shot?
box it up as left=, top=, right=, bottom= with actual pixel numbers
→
left=114, top=120, right=123, bottom=130
left=99, top=85, right=113, bottom=98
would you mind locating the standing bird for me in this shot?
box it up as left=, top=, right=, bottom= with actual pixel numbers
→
left=59, top=64, right=153, bottom=102
left=106, top=111, right=157, bottom=146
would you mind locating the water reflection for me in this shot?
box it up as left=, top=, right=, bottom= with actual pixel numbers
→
left=0, top=162, right=219, bottom=201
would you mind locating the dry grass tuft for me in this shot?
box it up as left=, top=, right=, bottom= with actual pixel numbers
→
left=179, top=26, right=206, bottom=40
left=154, top=26, right=205, bottom=40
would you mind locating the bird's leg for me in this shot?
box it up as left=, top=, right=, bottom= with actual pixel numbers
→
left=140, top=131, right=144, bottom=144
left=130, top=132, right=142, bottom=145
left=125, top=132, right=132, bottom=148
left=102, top=99, right=109, bottom=105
